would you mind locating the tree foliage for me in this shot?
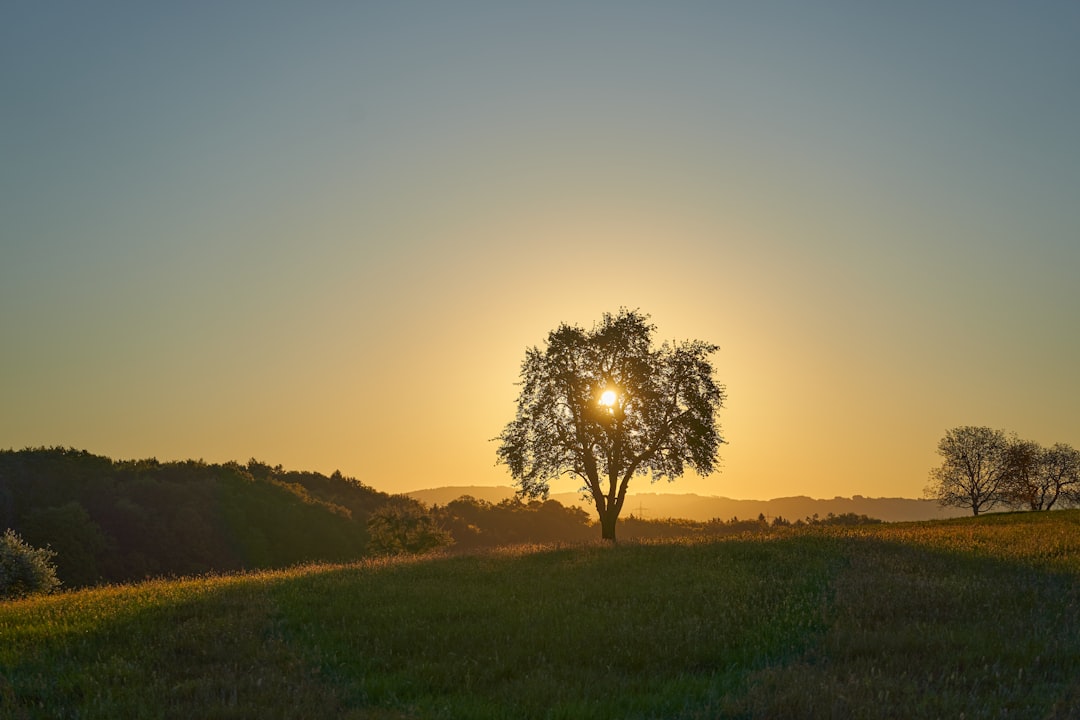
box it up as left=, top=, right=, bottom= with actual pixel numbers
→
left=21, top=501, right=108, bottom=587
left=927, top=428, right=1080, bottom=515
left=497, top=309, right=724, bottom=540
left=1001, top=441, right=1080, bottom=511
left=430, top=496, right=595, bottom=549
left=366, top=499, right=453, bottom=556
left=0, top=448, right=404, bottom=587
left=1, top=529, right=60, bottom=600
left=926, top=426, right=1013, bottom=516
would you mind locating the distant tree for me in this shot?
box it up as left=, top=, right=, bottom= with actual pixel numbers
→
left=1000, top=439, right=1043, bottom=510
left=497, top=309, right=725, bottom=541
left=806, top=512, right=882, bottom=526
left=925, top=426, right=1012, bottom=516
left=1, top=529, right=60, bottom=599
left=427, top=496, right=594, bottom=549
left=367, top=500, right=453, bottom=556
left=1042, top=443, right=1080, bottom=509
left=1067, top=467, right=1080, bottom=509
left=1003, top=442, right=1080, bottom=511
left=434, top=496, right=491, bottom=548
left=532, top=498, right=593, bottom=540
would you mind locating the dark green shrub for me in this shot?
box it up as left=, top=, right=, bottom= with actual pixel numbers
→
left=22, top=501, right=108, bottom=587
left=367, top=500, right=453, bottom=556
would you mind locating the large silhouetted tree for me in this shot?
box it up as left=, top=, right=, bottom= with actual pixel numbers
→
left=496, top=309, right=725, bottom=540
left=925, top=426, right=1012, bottom=516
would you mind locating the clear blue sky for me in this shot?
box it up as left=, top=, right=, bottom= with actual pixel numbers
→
left=3, top=2, right=1079, bottom=500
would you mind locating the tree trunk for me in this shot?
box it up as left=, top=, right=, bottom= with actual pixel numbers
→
left=600, top=509, right=618, bottom=541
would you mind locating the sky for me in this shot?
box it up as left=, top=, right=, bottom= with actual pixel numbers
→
left=3, top=2, right=1079, bottom=501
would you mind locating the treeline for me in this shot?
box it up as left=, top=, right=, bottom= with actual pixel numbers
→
left=926, top=427, right=1080, bottom=516
left=0, top=448, right=394, bottom=588
left=613, top=510, right=881, bottom=541
left=2, top=448, right=886, bottom=593
left=427, top=495, right=881, bottom=548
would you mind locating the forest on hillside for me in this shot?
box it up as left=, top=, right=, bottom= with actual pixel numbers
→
left=2, top=448, right=882, bottom=591
left=0, top=448, right=391, bottom=588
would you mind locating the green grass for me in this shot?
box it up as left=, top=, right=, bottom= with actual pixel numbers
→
left=742, top=514, right=1080, bottom=718
left=2, top=511, right=1079, bottom=718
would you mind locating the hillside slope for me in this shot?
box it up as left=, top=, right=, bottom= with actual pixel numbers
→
left=3, top=511, right=1078, bottom=718
left=0, top=448, right=395, bottom=587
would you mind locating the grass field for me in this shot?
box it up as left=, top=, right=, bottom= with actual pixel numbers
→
left=2, top=511, right=1079, bottom=718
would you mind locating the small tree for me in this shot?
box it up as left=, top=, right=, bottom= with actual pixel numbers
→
left=497, top=309, right=725, bottom=540
left=925, top=426, right=1012, bottom=516
left=1044, top=443, right=1080, bottom=509
left=1001, top=439, right=1045, bottom=510
left=366, top=500, right=453, bottom=556
left=1010, top=442, right=1080, bottom=511
left=1, top=529, right=61, bottom=600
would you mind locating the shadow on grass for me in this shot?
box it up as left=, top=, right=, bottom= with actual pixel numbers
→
left=270, top=537, right=843, bottom=720
left=737, top=534, right=1080, bottom=719
left=6, top=521, right=1077, bottom=719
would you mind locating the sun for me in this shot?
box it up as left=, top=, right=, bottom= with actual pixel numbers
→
left=599, top=389, right=617, bottom=407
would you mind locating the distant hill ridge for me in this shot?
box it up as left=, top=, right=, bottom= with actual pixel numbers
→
left=407, top=486, right=968, bottom=523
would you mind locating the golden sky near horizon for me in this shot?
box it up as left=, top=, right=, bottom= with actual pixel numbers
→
left=3, top=3, right=1079, bottom=500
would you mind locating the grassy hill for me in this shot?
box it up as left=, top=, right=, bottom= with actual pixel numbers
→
left=2, top=511, right=1079, bottom=718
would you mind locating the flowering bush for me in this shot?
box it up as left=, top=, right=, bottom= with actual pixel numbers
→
left=1, top=529, right=60, bottom=600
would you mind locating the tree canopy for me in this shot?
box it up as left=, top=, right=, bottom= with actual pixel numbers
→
left=0, top=447, right=391, bottom=587
left=1002, top=442, right=1080, bottom=511
left=926, top=427, right=1080, bottom=515
left=926, top=426, right=1013, bottom=516
left=496, top=309, right=725, bottom=540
